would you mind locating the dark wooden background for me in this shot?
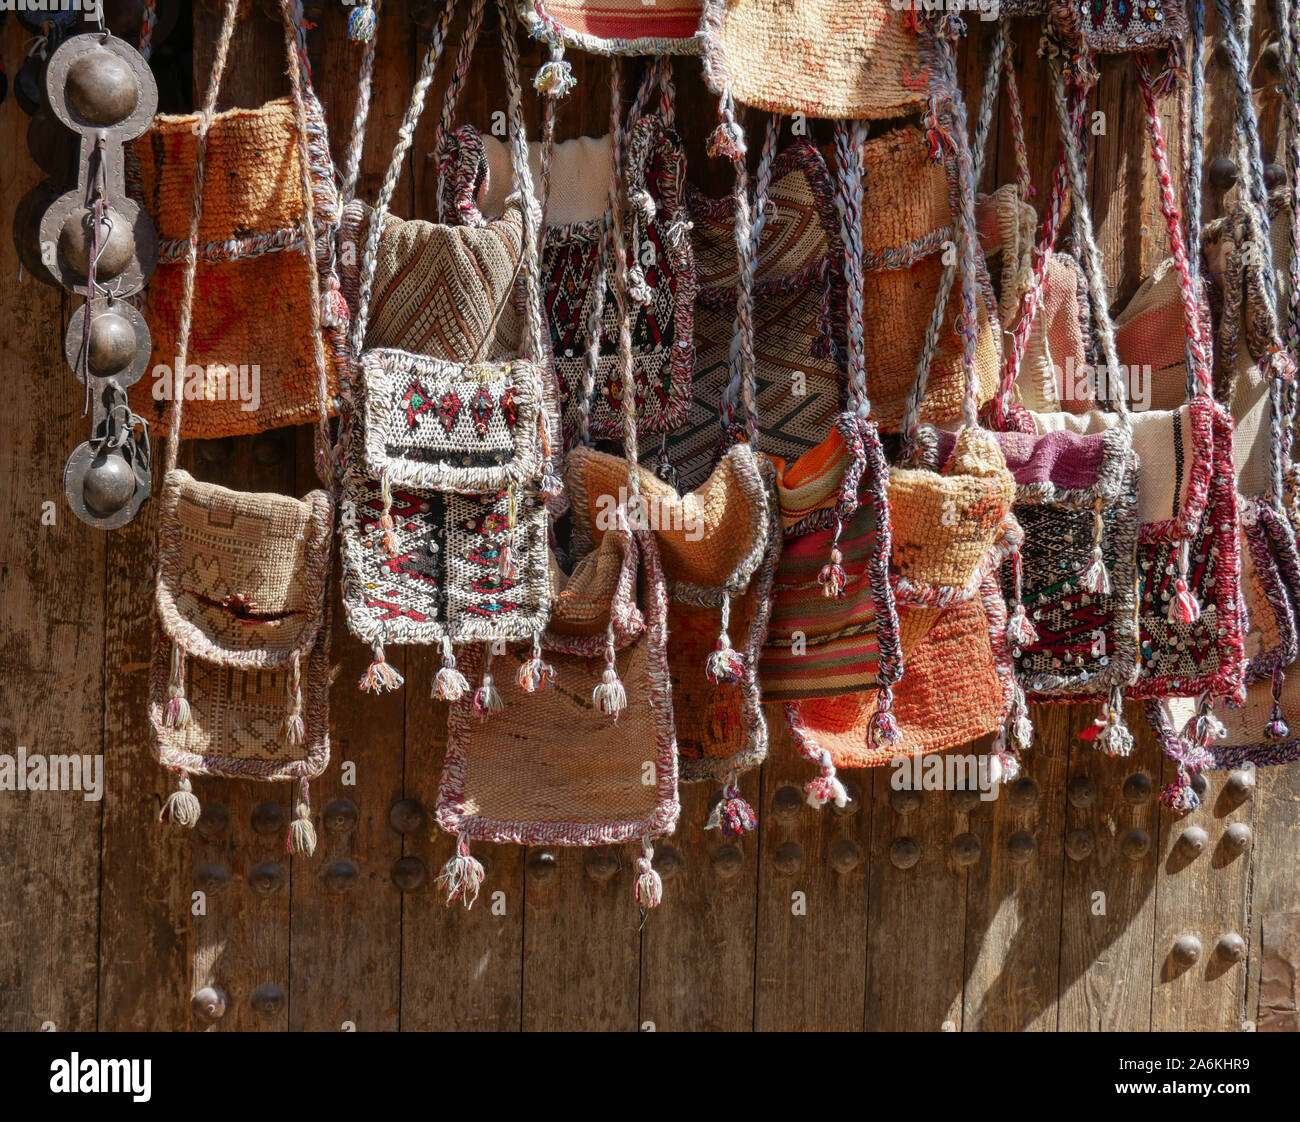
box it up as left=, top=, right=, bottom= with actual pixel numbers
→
left=2, top=1, right=1297, bottom=1031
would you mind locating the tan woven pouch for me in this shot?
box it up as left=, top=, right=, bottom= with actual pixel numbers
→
left=701, top=0, right=927, bottom=121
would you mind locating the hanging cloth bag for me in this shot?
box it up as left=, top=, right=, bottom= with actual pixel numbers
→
left=150, top=0, right=338, bottom=856
left=126, top=0, right=347, bottom=439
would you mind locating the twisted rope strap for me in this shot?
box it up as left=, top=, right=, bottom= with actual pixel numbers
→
left=341, top=0, right=382, bottom=204
left=1184, top=0, right=1208, bottom=401
left=1282, top=0, right=1300, bottom=354
left=430, top=0, right=489, bottom=210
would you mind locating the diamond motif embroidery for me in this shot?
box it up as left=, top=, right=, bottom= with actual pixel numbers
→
left=403, top=380, right=434, bottom=429
left=467, top=543, right=503, bottom=568
left=501, top=385, right=519, bottom=429
left=470, top=385, right=495, bottom=437
left=438, top=390, right=462, bottom=434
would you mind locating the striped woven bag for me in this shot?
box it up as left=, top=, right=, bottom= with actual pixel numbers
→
left=149, top=0, right=339, bottom=858
left=519, top=0, right=704, bottom=55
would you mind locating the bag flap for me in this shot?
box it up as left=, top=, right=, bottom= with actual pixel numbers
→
left=1034, top=397, right=1216, bottom=538
left=774, top=426, right=850, bottom=534
left=156, top=470, right=332, bottom=667
left=360, top=348, right=541, bottom=492
left=888, top=428, right=1017, bottom=601
left=566, top=442, right=771, bottom=595
left=524, top=0, right=704, bottom=54
left=545, top=523, right=646, bottom=650
left=1054, top=1, right=1188, bottom=54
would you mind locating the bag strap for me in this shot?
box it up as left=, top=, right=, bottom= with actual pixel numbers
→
left=431, top=0, right=490, bottom=204
left=341, top=0, right=382, bottom=205
left=164, top=0, right=331, bottom=479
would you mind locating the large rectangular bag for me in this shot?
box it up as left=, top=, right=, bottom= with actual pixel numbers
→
left=519, top=0, right=705, bottom=55
left=126, top=0, right=347, bottom=438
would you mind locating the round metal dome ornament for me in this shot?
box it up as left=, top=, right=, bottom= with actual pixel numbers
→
left=64, top=436, right=151, bottom=530
left=44, top=31, right=157, bottom=136
left=65, top=298, right=152, bottom=387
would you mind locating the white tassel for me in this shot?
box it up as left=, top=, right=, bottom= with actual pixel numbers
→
left=159, top=774, right=201, bottom=829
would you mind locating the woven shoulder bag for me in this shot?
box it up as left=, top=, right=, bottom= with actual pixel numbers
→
left=126, top=0, right=346, bottom=439
left=336, top=0, right=555, bottom=695
left=665, top=136, right=846, bottom=492
left=519, top=0, right=704, bottom=56
left=150, top=0, right=338, bottom=857
left=439, top=105, right=698, bottom=447
left=784, top=30, right=1024, bottom=806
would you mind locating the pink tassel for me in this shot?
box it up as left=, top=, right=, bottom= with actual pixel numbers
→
left=707, top=120, right=745, bottom=162
left=869, top=685, right=901, bottom=746
left=473, top=673, right=504, bottom=717
left=705, top=778, right=758, bottom=838
left=706, top=638, right=745, bottom=685
left=634, top=838, right=663, bottom=916
left=1168, top=577, right=1201, bottom=624
left=818, top=547, right=847, bottom=599
left=438, top=833, right=485, bottom=908
left=1006, top=602, right=1038, bottom=649
left=1080, top=546, right=1111, bottom=595
left=164, top=645, right=191, bottom=729
left=498, top=541, right=517, bottom=581
left=1160, top=766, right=1202, bottom=814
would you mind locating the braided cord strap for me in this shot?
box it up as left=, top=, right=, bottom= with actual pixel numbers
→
left=831, top=120, right=870, bottom=422
left=341, top=0, right=382, bottom=204
left=164, top=0, right=241, bottom=473
left=1044, top=37, right=1132, bottom=424
left=1283, top=0, right=1300, bottom=352
left=1184, top=0, right=1208, bottom=400
left=349, top=0, right=458, bottom=360
left=432, top=0, right=489, bottom=202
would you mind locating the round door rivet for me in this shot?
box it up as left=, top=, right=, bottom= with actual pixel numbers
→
left=1208, top=157, right=1239, bottom=190
left=197, top=863, right=229, bottom=892
left=830, top=780, right=862, bottom=817
left=1122, top=773, right=1153, bottom=804
left=1179, top=826, right=1209, bottom=855
left=248, top=861, right=286, bottom=897
left=323, top=798, right=359, bottom=834
left=951, top=832, right=981, bottom=866
left=773, top=785, right=804, bottom=818
left=1007, top=830, right=1036, bottom=863
left=391, top=856, right=426, bottom=892
left=191, top=986, right=227, bottom=1023
left=1261, top=39, right=1283, bottom=72
left=584, top=849, right=619, bottom=882
left=388, top=798, right=426, bottom=834
left=1067, top=775, right=1097, bottom=808
left=1008, top=776, right=1039, bottom=809
left=772, top=842, right=803, bottom=875
left=251, top=801, right=286, bottom=835
left=828, top=839, right=862, bottom=873
left=1191, top=771, right=1210, bottom=797
left=1172, top=934, right=1202, bottom=965
left=1065, top=828, right=1094, bottom=861
left=655, top=845, right=683, bottom=878
left=323, top=860, right=360, bottom=893
left=889, top=836, right=921, bottom=869
left=195, top=801, right=229, bottom=841
left=1226, top=768, right=1256, bottom=802
left=1217, top=932, right=1246, bottom=962
left=1224, top=822, right=1253, bottom=854
left=1265, top=163, right=1288, bottom=190
left=249, top=983, right=285, bottom=1016
left=951, top=788, right=981, bottom=812
left=890, top=788, right=921, bottom=815
left=527, top=850, right=557, bottom=881
left=711, top=844, right=743, bottom=878
left=1121, top=828, right=1151, bottom=861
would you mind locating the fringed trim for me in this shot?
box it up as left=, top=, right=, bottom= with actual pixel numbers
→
left=438, top=832, right=485, bottom=908
left=360, top=642, right=404, bottom=693
left=1083, top=686, right=1134, bottom=758
left=516, top=633, right=556, bottom=693
left=433, top=636, right=469, bottom=702
left=1160, top=763, right=1203, bottom=814
left=869, top=684, right=901, bottom=747
left=634, top=836, right=663, bottom=920
left=164, top=644, right=191, bottom=729
left=286, top=777, right=317, bottom=857
left=704, top=774, right=757, bottom=838
left=159, top=773, right=201, bottom=829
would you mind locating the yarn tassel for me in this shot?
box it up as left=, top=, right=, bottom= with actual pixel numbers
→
left=432, top=637, right=469, bottom=702
left=438, top=833, right=485, bottom=909
left=705, top=776, right=758, bottom=838
left=818, top=541, right=847, bottom=599
left=286, top=778, right=317, bottom=857
left=592, top=638, right=627, bottom=719
left=159, top=774, right=201, bottom=829
left=347, top=0, right=376, bottom=42
left=869, top=684, right=901, bottom=747
left=805, top=747, right=848, bottom=810
left=1005, top=550, right=1038, bottom=648
left=533, top=57, right=575, bottom=99
left=1266, top=668, right=1290, bottom=740
left=164, top=644, right=191, bottom=729
left=280, top=653, right=304, bottom=747
left=1160, top=764, right=1203, bottom=814
left=706, top=597, right=746, bottom=685
left=379, top=471, right=399, bottom=557
left=497, top=540, right=517, bottom=581
left=473, top=648, right=504, bottom=717
left=516, top=634, right=555, bottom=693
left=359, top=643, right=404, bottom=693
left=634, top=837, right=663, bottom=919
left=1079, top=507, right=1110, bottom=595
left=1167, top=544, right=1200, bottom=624
left=1090, top=687, right=1134, bottom=758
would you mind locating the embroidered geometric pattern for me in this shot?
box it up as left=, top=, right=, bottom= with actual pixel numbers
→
left=1056, top=0, right=1188, bottom=52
